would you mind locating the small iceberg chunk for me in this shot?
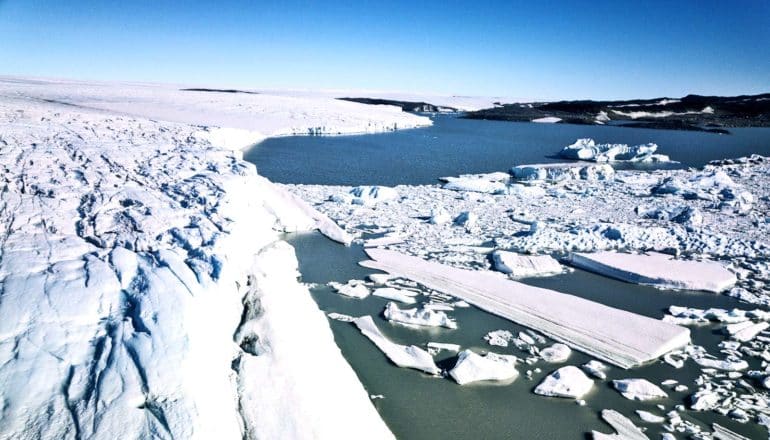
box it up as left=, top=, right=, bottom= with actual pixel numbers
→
left=429, top=208, right=451, bottom=224
left=510, top=162, right=615, bottom=182
left=581, top=360, right=608, bottom=380
left=329, top=280, right=371, bottom=298
left=453, top=211, right=477, bottom=229
left=449, top=350, right=519, bottom=385
left=441, top=173, right=509, bottom=194
left=692, top=357, right=748, bottom=371
left=383, top=302, right=457, bottom=329
left=492, top=251, right=563, bottom=278
left=532, top=116, right=562, bottom=123
left=534, top=366, right=593, bottom=399
left=484, top=330, right=514, bottom=347
left=540, top=343, right=572, bottom=363
left=426, top=342, right=461, bottom=355
left=635, top=410, right=665, bottom=424
left=612, top=378, right=668, bottom=401
left=353, top=316, right=441, bottom=375
left=372, top=287, right=418, bottom=304
left=689, top=389, right=720, bottom=411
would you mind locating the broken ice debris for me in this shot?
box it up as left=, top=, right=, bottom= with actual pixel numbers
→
left=635, top=410, right=665, bottom=424
left=353, top=316, right=440, bottom=375
left=484, top=330, right=514, bottom=347
left=449, top=350, right=519, bottom=385
left=540, top=343, right=571, bottom=363
left=569, top=251, right=737, bottom=293
left=383, top=302, right=457, bottom=329
left=362, top=248, right=691, bottom=369
left=612, top=378, right=668, bottom=401
left=491, top=251, right=563, bottom=278
left=533, top=366, right=593, bottom=399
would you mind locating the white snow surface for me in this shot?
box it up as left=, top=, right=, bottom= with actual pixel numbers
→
left=449, top=350, right=519, bottom=385
left=569, top=251, right=737, bottom=293
left=0, top=79, right=397, bottom=439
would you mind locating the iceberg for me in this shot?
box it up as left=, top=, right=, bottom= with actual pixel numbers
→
left=510, top=162, right=615, bottom=182
left=612, top=379, right=668, bottom=401
left=329, top=280, right=371, bottom=298
left=559, top=138, right=666, bottom=163
left=449, top=350, right=519, bottom=385
left=491, top=251, right=563, bottom=278
left=581, top=360, right=608, bottom=380
left=333, top=186, right=399, bottom=205
left=533, top=366, right=593, bottom=399
left=569, top=251, right=737, bottom=293
left=540, top=343, right=572, bottom=363
left=353, top=316, right=441, bottom=375
left=361, top=248, right=691, bottom=369
left=383, top=301, right=457, bottom=329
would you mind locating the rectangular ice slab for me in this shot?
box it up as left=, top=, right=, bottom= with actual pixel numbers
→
left=569, top=251, right=737, bottom=293
left=361, top=249, right=690, bottom=369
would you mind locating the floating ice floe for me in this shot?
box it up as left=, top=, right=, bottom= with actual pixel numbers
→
left=440, top=172, right=510, bottom=194
left=533, top=366, right=593, bottom=399
left=353, top=316, right=441, bottom=375
left=591, top=409, right=649, bottom=440
left=332, top=186, right=399, bottom=205
left=510, top=162, right=615, bottom=182
left=383, top=302, right=457, bottom=329
left=725, top=321, right=770, bottom=342
left=560, top=138, right=669, bottom=163
left=361, top=248, right=691, bottom=369
left=329, top=280, right=371, bottom=298
left=372, top=287, right=418, bottom=304
left=582, top=360, right=609, bottom=380
left=569, top=251, right=737, bottom=293
left=491, top=251, right=563, bottom=278
left=690, top=389, right=721, bottom=411
left=635, top=410, right=665, bottom=424
left=692, top=357, right=748, bottom=371
left=540, top=343, right=572, bottom=363
left=612, top=379, right=668, bottom=400
left=449, top=350, right=519, bottom=385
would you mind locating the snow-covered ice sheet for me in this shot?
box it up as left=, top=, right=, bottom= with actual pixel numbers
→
left=0, top=79, right=396, bottom=439
left=361, top=248, right=691, bottom=369
left=569, top=251, right=737, bottom=293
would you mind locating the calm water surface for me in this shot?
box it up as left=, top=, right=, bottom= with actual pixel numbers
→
left=285, top=233, right=764, bottom=440
left=246, top=116, right=770, bottom=185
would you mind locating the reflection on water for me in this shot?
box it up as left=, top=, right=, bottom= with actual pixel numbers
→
left=285, top=232, right=763, bottom=439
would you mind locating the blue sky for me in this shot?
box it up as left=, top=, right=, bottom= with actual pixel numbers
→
left=1, top=0, right=768, bottom=99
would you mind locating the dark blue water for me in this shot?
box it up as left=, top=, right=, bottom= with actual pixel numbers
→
left=245, top=115, right=770, bottom=186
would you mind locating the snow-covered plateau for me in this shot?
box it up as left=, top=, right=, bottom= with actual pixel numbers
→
left=0, top=78, right=436, bottom=439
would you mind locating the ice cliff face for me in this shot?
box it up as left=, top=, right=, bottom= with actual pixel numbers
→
left=0, top=84, right=395, bottom=438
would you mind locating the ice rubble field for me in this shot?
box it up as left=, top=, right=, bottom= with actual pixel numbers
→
left=0, top=78, right=439, bottom=439
left=287, top=152, right=770, bottom=438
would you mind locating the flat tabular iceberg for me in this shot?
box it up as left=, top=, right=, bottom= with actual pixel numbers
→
left=569, top=251, right=737, bottom=293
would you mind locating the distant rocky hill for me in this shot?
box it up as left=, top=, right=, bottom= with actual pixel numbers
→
left=338, top=97, right=458, bottom=113
left=464, top=93, right=770, bottom=134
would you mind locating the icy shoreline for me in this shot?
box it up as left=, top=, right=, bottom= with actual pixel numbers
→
left=0, top=79, right=427, bottom=438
